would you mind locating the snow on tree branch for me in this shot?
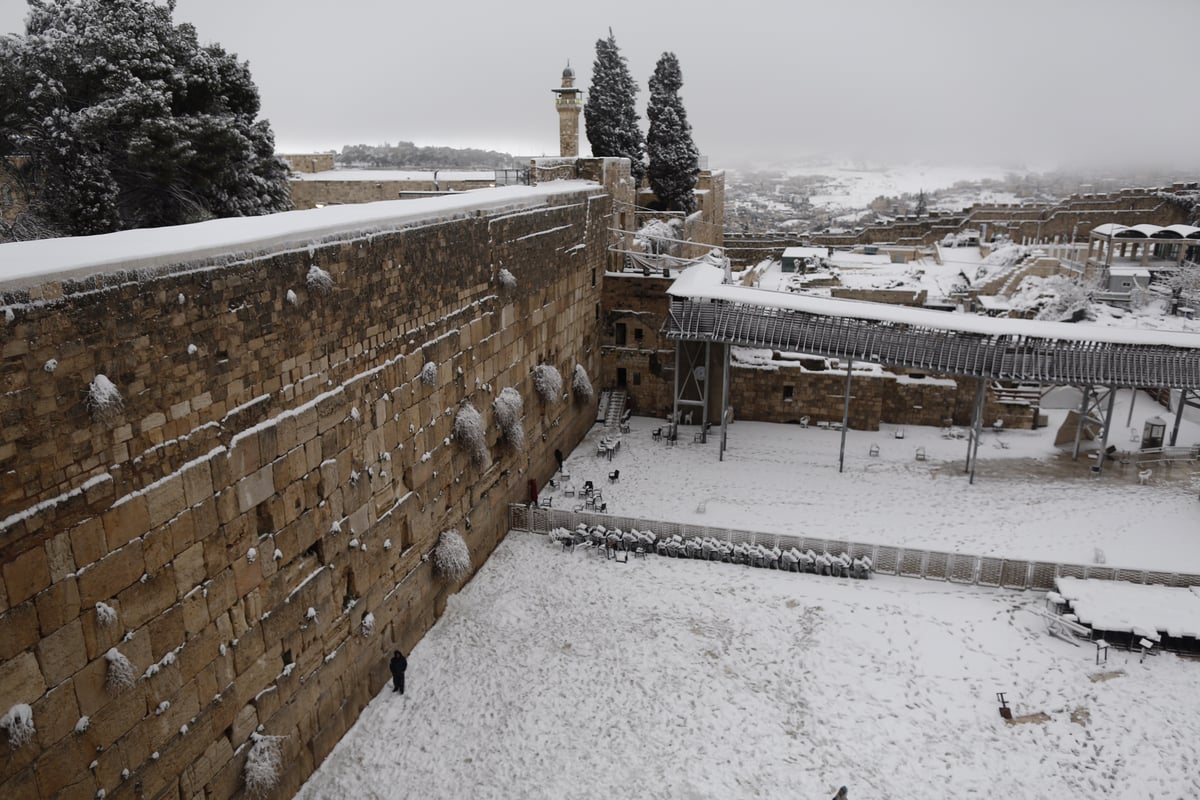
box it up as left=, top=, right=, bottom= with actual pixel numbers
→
left=532, top=364, right=563, bottom=405
left=494, top=387, right=525, bottom=450
left=572, top=364, right=594, bottom=403
left=434, top=529, right=471, bottom=580
left=453, top=402, right=490, bottom=468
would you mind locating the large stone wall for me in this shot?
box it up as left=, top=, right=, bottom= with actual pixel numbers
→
left=289, top=179, right=496, bottom=210
left=0, top=185, right=609, bottom=799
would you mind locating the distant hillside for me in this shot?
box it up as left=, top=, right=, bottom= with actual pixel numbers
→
left=337, top=142, right=515, bottom=170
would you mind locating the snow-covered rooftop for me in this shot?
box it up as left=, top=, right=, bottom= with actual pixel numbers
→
left=0, top=182, right=597, bottom=291
left=669, top=264, right=1200, bottom=349
left=1055, top=576, right=1200, bottom=640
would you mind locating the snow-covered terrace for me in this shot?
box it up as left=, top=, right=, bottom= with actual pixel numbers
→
left=0, top=182, right=597, bottom=292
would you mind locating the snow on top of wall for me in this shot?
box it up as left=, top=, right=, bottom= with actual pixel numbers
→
left=0, top=182, right=597, bottom=290
left=668, top=264, right=1200, bottom=349
left=291, top=170, right=496, bottom=182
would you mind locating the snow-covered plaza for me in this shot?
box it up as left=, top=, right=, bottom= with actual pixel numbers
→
left=299, top=405, right=1200, bottom=799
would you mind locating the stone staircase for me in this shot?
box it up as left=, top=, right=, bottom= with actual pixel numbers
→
left=603, top=389, right=627, bottom=428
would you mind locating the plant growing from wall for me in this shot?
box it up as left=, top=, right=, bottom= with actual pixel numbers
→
left=573, top=364, right=594, bottom=403
left=420, top=361, right=438, bottom=386
left=105, top=647, right=137, bottom=694
left=243, top=732, right=285, bottom=797
left=494, top=387, right=525, bottom=450
left=532, top=364, right=563, bottom=405
left=433, top=529, right=471, bottom=580
left=87, top=374, right=123, bottom=424
left=1, top=704, right=35, bottom=749
left=453, top=402, right=490, bottom=468
left=498, top=268, right=517, bottom=290
left=307, top=264, right=334, bottom=294
left=646, top=52, right=700, bottom=214
left=95, top=601, right=118, bottom=626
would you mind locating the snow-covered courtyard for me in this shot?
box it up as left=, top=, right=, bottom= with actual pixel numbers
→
left=299, top=408, right=1199, bottom=799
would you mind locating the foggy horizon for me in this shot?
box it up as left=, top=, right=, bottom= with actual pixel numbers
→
left=2, top=0, right=1198, bottom=174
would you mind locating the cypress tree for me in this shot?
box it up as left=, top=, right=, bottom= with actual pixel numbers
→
left=646, top=52, right=700, bottom=214
left=0, top=0, right=291, bottom=239
left=583, top=30, right=646, bottom=185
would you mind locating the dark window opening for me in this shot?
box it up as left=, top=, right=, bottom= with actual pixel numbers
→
left=616, top=368, right=628, bottom=388
left=783, top=386, right=794, bottom=402
left=614, top=323, right=627, bottom=346
left=634, top=328, right=644, bottom=342
left=633, top=372, right=641, bottom=386
left=591, top=267, right=596, bottom=287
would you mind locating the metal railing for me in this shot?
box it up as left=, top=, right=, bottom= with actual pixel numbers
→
left=509, top=504, right=1200, bottom=591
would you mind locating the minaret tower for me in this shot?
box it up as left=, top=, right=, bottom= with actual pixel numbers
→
left=552, top=62, right=583, bottom=157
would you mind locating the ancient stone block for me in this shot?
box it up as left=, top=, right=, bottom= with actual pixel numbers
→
left=117, top=568, right=177, bottom=631
left=174, top=542, right=208, bottom=598
left=235, top=464, right=275, bottom=514
left=32, top=733, right=91, bottom=798
left=0, top=601, right=42, bottom=662
left=101, top=495, right=150, bottom=552
left=145, top=473, right=186, bottom=529
left=77, top=540, right=145, bottom=608
left=35, top=616, right=87, bottom=687
left=203, top=569, right=236, bottom=623
left=180, top=459, right=215, bottom=509
left=0, top=650, right=47, bottom=710
left=86, top=678, right=148, bottom=750
left=3, top=545, right=51, bottom=606
left=32, top=678, right=80, bottom=750
left=34, top=576, right=80, bottom=636
left=44, top=532, right=76, bottom=583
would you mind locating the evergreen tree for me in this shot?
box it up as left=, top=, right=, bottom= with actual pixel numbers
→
left=646, top=52, right=700, bottom=214
left=0, top=0, right=290, bottom=239
left=915, top=189, right=928, bottom=217
left=583, top=30, right=646, bottom=185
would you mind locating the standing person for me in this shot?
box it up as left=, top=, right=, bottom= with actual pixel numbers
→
left=554, top=448, right=564, bottom=471
left=832, top=787, right=848, bottom=800
left=389, top=650, right=407, bottom=694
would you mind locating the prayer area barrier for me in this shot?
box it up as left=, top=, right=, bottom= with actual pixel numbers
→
left=509, top=505, right=1200, bottom=591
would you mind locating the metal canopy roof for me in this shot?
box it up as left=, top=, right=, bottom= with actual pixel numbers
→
left=666, top=298, right=1200, bottom=388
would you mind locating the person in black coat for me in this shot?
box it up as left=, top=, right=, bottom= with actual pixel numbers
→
left=389, top=650, right=407, bottom=694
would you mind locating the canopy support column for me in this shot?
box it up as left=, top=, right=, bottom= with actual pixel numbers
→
left=1170, top=389, right=1199, bottom=447
left=838, top=360, right=853, bottom=474
left=719, top=343, right=732, bottom=462
left=1093, top=387, right=1117, bottom=477
left=1072, top=386, right=1092, bottom=461
left=967, top=378, right=986, bottom=484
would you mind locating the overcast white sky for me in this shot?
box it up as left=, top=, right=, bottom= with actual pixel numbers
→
left=2, top=0, right=1199, bottom=171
